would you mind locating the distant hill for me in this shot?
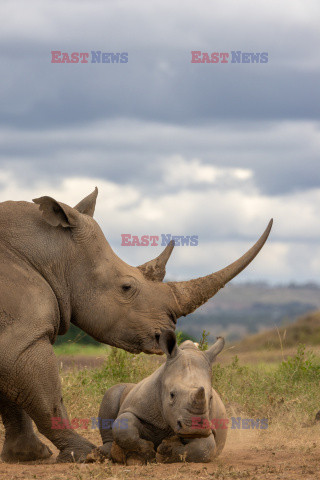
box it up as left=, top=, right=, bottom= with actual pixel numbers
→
left=234, top=310, right=320, bottom=351
left=176, top=282, right=320, bottom=342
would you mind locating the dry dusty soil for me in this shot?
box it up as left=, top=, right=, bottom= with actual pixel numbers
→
left=1, top=423, right=320, bottom=480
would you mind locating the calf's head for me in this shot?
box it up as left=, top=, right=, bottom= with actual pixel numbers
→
left=159, top=331, right=224, bottom=437
left=33, top=188, right=272, bottom=355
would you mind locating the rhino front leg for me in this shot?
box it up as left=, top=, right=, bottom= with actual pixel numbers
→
left=111, top=412, right=156, bottom=465
left=156, top=434, right=217, bottom=463
left=1, top=338, right=95, bottom=463
left=0, top=393, right=52, bottom=462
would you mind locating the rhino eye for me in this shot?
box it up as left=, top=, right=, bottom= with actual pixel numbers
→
left=170, top=392, right=175, bottom=399
left=122, top=284, right=132, bottom=292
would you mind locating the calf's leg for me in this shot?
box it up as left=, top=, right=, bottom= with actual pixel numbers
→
left=98, top=383, right=135, bottom=459
left=111, top=412, right=156, bottom=465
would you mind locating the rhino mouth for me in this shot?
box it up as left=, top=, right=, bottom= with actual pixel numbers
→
left=140, top=331, right=167, bottom=355
left=115, top=329, right=168, bottom=355
left=175, top=419, right=212, bottom=438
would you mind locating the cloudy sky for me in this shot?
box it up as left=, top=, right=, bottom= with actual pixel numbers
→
left=0, top=0, right=319, bottom=284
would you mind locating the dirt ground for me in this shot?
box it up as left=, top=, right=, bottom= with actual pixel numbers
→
left=1, top=423, right=319, bottom=480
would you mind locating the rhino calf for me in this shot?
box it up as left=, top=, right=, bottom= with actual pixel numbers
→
left=97, top=332, right=227, bottom=464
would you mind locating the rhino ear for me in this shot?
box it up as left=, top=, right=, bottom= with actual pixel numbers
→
left=205, top=337, right=225, bottom=365
left=137, top=240, right=174, bottom=282
left=33, top=196, right=77, bottom=228
left=159, top=330, right=178, bottom=358
left=74, top=187, right=98, bottom=217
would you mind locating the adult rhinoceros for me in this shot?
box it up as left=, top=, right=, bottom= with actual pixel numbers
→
left=0, top=188, right=272, bottom=462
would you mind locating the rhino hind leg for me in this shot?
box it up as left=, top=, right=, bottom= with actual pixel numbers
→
left=0, top=393, right=52, bottom=462
left=111, top=412, right=156, bottom=465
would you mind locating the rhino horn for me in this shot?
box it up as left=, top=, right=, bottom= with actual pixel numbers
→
left=191, top=386, right=206, bottom=408
left=138, top=240, right=175, bottom=282
left=168, top=220, right=273, bottom=317
left=194, top=386, right=205, bottom=402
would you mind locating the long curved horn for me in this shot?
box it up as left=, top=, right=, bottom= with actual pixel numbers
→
left=138, top=240, right=175, bottom=282
left=168, top=220, right=273, bottom=317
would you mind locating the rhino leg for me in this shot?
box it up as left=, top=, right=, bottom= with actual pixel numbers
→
left=111, top=412, right=156, bottom=465
left=0, top=393, right=52, bottom=462
left=156, top=434, right=216, bottom=463
left=0, top=339, right=95, bottom=463
left=98, top=383, right=135, bottom=459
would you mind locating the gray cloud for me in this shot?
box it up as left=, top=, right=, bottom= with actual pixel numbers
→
left=0, top=120, right=319, bottom=197
left=0, top=0, right=319, bottom=129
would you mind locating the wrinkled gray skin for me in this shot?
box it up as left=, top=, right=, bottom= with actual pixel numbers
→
left=98, top=332, right=227, bottom=464
left=0, top=188, right=271, bottom=463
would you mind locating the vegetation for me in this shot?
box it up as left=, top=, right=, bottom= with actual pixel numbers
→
left=54, top=343, right=109, bottom=356
left=54, top=324, right=101, bottom=347
left=211, top=344, right=320, bottom=424
left=198, top=330, right=210, bottom=351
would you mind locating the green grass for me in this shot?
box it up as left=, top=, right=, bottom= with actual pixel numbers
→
left=61, top=344, right=320, bottom=428
left=54, top=343, right=110, bottom=356
left=212, top=344, right=320, bottom=424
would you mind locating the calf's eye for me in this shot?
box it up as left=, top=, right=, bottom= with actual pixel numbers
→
left=122, top=284, right=132, bottom=292
left=170, top=392, right=175, bottom=399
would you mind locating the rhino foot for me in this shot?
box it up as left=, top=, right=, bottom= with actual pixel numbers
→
left=156, top=434, right=216, bottom=463
left=156, top=435, right=183, bottom=463
left=86, top=447, right=108, bottom=463
left=56, top=441, right=96, bottom=463
left=111, top=441, right=155, bottom=465
left=1, top=434, right=52, bottom=463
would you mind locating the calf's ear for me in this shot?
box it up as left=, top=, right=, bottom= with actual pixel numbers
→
left=205, top=337, right=225, bottom=365
left=33, top=196, right=78, bottom=228
left=159, top=330, right=178, bottom=358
